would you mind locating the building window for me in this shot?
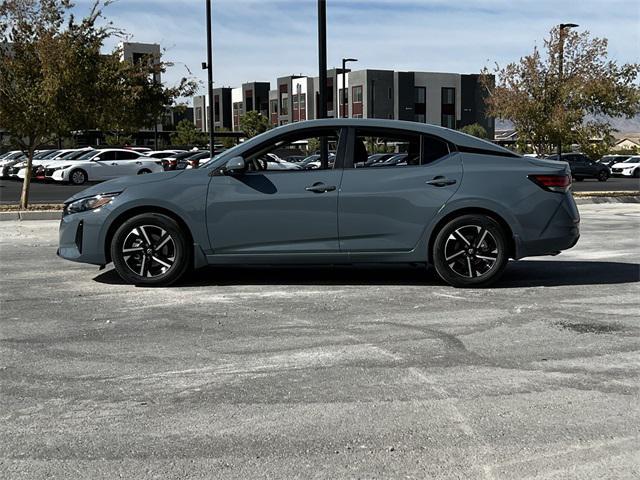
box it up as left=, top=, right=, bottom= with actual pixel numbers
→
left=214, top=95, right=220, bottom=123
left=441, top=87, right=456, bottom=129
left=414, top=87, right=426, bottom=123
left=352, top=85, right=363, bottom=103
left=195, top=106, right=203, bottom=130
left=338, top=88, right=348, bottom=117
left=280, top=93, right=289, bottom=115
left=326, top=78, right=334, bottom=113
left=245, top=89, right=254, bottom=112
left=270, top=99, right=278, bottom=114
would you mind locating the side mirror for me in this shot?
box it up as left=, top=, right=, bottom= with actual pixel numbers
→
left=225, top=156, right=246, bottom=174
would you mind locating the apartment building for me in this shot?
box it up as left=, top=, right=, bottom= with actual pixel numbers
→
left=193, top=68, right=494, bottom=137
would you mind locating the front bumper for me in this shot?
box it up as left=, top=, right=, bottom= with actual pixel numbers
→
left=58, top=211, right=108, bottom=265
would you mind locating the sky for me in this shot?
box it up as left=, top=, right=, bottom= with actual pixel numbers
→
left=75, top=0, right=640, bottom=96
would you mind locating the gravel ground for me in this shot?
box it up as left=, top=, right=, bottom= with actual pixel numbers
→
left=1, top=204, right=639, bottom=479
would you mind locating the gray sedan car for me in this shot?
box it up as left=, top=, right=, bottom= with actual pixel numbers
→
left=58, top=119, right=580, bottom=287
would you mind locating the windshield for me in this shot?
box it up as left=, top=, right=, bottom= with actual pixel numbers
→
left=624, top=157, right=640, bottom=163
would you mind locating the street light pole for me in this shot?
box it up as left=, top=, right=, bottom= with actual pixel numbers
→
left=204, top=0, right=215, bottom=158
left=318, top=0, right=327, bottom=120
left=341, top=58, right=357, bottom=118
left=557, top=23, right=578, bottom=159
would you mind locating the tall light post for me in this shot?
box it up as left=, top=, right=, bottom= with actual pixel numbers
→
left=557, top=23, right=579, bottom=158
left=317, top=0, right=328, bottom=168
left=341, top=58, right=357, bottom=118
left=203, top=0, right=215, bottom=158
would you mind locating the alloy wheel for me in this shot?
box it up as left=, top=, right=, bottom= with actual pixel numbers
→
left=121, top=225, right=176, bottom=278
left=71, top=170, right=86, bottom=185
left=443, top=225, right=498, bottom=278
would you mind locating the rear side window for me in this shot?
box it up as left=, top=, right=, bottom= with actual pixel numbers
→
left=353, top=128, right=421, bottom=168
left=423, top=136, right=450, bottom=164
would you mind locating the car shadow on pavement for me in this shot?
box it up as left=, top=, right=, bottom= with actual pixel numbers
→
left=93, top=260, right=640, bottom=288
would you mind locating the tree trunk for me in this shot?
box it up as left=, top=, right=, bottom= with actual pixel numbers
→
left=19, top=149, right=34, bottom=210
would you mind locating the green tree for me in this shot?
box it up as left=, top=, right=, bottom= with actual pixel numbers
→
left=170, top=119, right=207, bottom=146
left=217, top=127, right=237, bottom=149
left=0, top=0, right=198, bottom=208
left=460, top=123, right=488, bottom=139
left=481, top=26, right=640, bottom=156
left=239, top=111, right=270, bottom=138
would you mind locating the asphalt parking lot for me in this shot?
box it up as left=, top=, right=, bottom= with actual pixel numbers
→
left=1, top=204, right=639, bottom=479
left=1, top=176, right=639, bottom=204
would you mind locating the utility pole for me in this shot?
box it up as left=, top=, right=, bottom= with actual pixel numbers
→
left=317, top=0, right=328, bottom=167
left=318, top=0, right=327, bottom=120
left=557, top=23, right=578, bottom=159
left=204, top=0, right=215, bottom=158
left=341, top=58, right=357, bottom=118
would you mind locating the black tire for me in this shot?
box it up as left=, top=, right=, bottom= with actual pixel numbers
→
left=634, top=168, right=640, bottom=179
left=110, top=213, right=191, bottom=286
left=597, top=170, right=609, bottom=182
left=432, top=214, right=509, bottom=288
left=69, top=169, right=88, bottom=185
left=137, top=169, right=152, bottom=175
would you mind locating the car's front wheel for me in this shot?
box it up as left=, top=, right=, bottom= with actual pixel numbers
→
left=111, top=213, right=191, bottom=286
left=597, top=170, right=609, bottom=182
left=69, top=169, right=88, bottom=185
left=432, top=214, right=509, bottom=288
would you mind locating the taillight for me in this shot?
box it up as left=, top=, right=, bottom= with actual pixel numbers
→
left=528, top=174, right=572, bottom=193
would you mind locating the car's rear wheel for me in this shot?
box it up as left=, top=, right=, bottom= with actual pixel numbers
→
left=597, top=170, right=609, bottom=182
left=111, top=213, right=191, bottom=286
left=634, top=168, right=640, bottom=178
left=69, top=169, right=87, bottom=185
left=137, top=168, right=152, bottom=175
left=432, top=214, right=509, bottom=288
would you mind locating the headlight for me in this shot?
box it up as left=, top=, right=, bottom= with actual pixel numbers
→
left=59, top=165, right=72, bottom=170
left=64, top=193, right=120, bottom=215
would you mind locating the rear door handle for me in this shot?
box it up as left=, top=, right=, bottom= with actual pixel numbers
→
left=305, top=182, right=337, bottom=193
left=426, top=176, right=457, bottom=187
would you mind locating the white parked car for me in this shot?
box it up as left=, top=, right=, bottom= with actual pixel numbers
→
left=44, top=149, right=163, bottom=185
left=610, top=156, right=640, bottom=178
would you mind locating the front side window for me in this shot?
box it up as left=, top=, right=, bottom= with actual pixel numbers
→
left=243, top=129, right=341, bottom=172
left=96, top=151, right=118, bottom=161
left=117, top=151, right=141, bottom=160
left=353, top=128, right=421, bottom=168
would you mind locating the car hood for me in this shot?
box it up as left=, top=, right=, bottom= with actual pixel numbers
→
left=64, top=170, right=185, bottom=203
left=612, top=162, right=640, bottom=168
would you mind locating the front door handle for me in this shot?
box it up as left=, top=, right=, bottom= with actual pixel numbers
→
left=305, top=182, right=336, bottom=193
left=426, top=176, right=457, bottom=187
left=110, top=163, right=118, bottom=166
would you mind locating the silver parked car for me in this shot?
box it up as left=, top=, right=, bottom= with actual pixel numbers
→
left=58, top=119, right=580, bottom=288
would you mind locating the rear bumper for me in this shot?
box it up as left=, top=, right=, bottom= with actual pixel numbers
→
left=516, top=193, right=580, bottom=258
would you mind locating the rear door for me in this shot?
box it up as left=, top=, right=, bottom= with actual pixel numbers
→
left=114, top=150, right=144, bottom=176
left=338, top=127, right=462, bottom=253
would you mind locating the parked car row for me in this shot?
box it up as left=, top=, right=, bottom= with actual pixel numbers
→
left=0, top=147, right=222, bottom=185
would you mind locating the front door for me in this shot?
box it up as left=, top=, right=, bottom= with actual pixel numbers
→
left=206, top=127, right=345, bottom=255
left=338, top=127, right=462, bottom=252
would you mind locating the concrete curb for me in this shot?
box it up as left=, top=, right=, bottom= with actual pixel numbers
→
left=574, top=196, right=640, bottom=205
left=0, top=210, right=61, bottom=221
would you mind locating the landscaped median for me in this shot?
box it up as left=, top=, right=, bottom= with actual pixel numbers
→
left=1, top=191, right=639, bottom=221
